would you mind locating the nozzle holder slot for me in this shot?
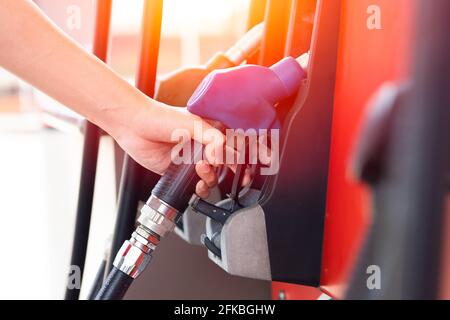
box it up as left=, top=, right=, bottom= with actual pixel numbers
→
left=203, top=189, right=272, bottom=281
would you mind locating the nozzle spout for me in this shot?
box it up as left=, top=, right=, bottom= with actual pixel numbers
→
left=296, top=52, right=310, bottom=72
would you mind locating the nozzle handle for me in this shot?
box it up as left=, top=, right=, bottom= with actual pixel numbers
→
left=151, top=141, right=204, bottom=213
left=152, top=56, right=306, bottom=214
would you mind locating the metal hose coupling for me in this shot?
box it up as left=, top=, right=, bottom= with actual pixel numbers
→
left=113, top=195, right=181, bottom=278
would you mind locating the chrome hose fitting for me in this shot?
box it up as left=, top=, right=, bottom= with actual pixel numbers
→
left=137, top=195, right=181, bottom=237
left=113, top=195, right=181, bottom=279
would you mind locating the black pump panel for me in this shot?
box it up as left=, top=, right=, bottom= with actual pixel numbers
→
left=261, top=0, right=342, bottom=286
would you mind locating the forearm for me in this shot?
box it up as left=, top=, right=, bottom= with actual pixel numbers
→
left=0, top=0, right=157, bottom=135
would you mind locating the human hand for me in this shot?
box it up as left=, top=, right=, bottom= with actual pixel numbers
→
left=105, top=100, right=224, bottom=199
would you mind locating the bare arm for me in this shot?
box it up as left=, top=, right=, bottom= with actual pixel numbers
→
left=0, top=0, right=185, bottom=136
left=0, top=0, right=219, bottom=197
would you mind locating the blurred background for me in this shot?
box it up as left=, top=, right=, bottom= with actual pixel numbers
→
left=0, top=0, right=270, bottom=299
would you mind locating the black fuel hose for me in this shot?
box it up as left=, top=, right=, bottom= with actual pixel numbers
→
left=94, top=141, right=203, bottom=300
left=151, top=142, right=203, bottom=212
left=87, top=259, right=106, bottom=300
left=95, top=267, right=133, bottom=300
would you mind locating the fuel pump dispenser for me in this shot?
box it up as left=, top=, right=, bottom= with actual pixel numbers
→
left=94, top=55, right=308, bottom=300
left=48, top=0, right=450, bottom=301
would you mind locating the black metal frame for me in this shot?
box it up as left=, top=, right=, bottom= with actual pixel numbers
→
left=65, top=0, right=113, bottom=301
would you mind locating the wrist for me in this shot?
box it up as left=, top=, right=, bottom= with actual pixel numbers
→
left=92, top=92, right=154, bottom=142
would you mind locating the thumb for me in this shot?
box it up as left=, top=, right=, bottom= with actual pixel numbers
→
left=142, top=103, right=222, bottom=143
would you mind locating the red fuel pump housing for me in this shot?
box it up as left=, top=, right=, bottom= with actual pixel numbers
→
left=321, top=0, right=414, bottom=298
left=272, top=0, right=416, bottom=299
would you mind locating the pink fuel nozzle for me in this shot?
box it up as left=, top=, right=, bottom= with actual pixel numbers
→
left=187, top=56, right=307, bottom=130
